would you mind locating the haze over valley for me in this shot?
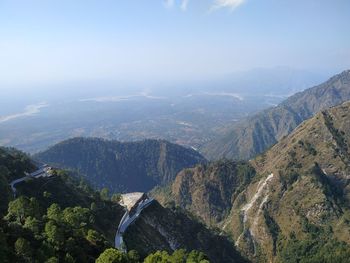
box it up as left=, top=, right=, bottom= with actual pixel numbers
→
left=1, top=1, right=350, bottom=262
left=0, top=68, right=329, bottom=153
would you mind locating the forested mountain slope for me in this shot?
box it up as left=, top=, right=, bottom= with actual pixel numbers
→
left=156, top=101, right=350, bottom=262
left=202, top=70, right=350, bottom=160
left=227, top=101, right=350, bottom=262
left=35, top=138, right=206, bottom=193
left=1, top=147, right=244, bottom=262
left=152, top=160, right=256, bottom=227
left=0, top=147, right=127, bottom=262
left=124, top=201, right=247, bottom=263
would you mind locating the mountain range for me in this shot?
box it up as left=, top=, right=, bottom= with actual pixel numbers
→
left=201, top=70, right=350, bottom=160
left=155, top=101, right=350, bottom=262
left=2, top=70, right=350, bottom=262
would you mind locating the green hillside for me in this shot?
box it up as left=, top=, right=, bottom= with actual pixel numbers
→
left=35, top=138, right=206, bottom=193
left=0, top=148, right=126, bottom=262
left=156, top=101, right=350, bottom=262
left=0, top=147, right=244, bottom=263
left=152, top=160, right=256, bottom=227
left=124, top=201, right=247, bottom=263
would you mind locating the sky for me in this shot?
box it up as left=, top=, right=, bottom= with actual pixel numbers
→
left=0, top=0, right=349, bottom=88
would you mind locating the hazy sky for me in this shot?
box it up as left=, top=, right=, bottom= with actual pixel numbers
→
left=0, top=0, right=349, bottom=87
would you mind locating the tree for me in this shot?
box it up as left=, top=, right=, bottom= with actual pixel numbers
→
left=96, top=248, right=128, bottom=263
left=24, top=216, right=40, bottom=235
left=90, top=202, right=97, bottom=211
left=64, top=253, right=75, bottom=263
left=6, top=196, right=31, bottom=223
left=111, top=193, right=121, bottom=203
left=43, top=191, right=52, bottom=198
left=0, top=228, right=8, bottom=263
left=6, top=196, right=42, bottom=223
left=86, top=229, right=104, bottom=245
left=143, top=250, right=208, bottom=263
left=29, top=197, right=42, bottom=218
left=143, top=251, right=171, bottom=263
left=45, top=221, right=64, bottom=246
left=79, top=177, right=94, bottom=195
left=63, top=206, right=91, bottom=228
left=187, top=250, right=208, bottom=263
left=15, top=238, right=32, bottom=262
left=47, top=203, right=62, bottom=222
left=100, top=188, right=109, bottom=201
left=45, top=257, right=59, bottom=263
left=0, top=168, right=10, bottom=215
left=127, top=250, right=140, bottom=263
left=171, top=249, right=186, bottom=263
left=37, top=241, right=55, bottom=262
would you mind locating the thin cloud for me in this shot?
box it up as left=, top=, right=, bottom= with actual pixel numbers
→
left=164, top=0, right=189, bottom=11
left=164, top=0, right=175, bottom=9
left=164, top=0, right=245, bottom=12
left=181, top=0, right=189, bottom=11
left=211, top=0, right=246, bottom=11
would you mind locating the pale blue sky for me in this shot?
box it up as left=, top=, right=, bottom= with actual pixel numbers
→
left=0, top=0, right=349, bottom=87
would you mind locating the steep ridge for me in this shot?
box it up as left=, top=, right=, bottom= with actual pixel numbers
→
left=35, top=137, right=206, bottom=193
left=155, top=101, right=350, bottom=262
left=153, top=160, right=256, bottom=227
left=124, top=201, right=248, bottom=263
left=225, top=101, right=350, bottom=262
left=202, top=69, right=350, bottom=160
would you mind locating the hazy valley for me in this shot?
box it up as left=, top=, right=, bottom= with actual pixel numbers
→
left=1, top=1, right=349, bottom=262
left=0, top=68, right=326, bottom=154
left=2, top=69, right=350, bottom=263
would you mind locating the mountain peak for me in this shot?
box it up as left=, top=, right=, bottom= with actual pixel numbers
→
left=327, top=69, right=350, bottom=83
left=341, top=69, right=350, bottom=74
left=201, top=70, right=350, bottom=160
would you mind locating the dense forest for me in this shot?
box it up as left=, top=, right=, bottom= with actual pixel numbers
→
left=35, top=138, right=206, bottom=193
left=0, top=147, right=243, bottom=262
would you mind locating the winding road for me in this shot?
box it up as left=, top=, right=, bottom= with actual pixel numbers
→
left=115, top=197, right=154, bottom=251
left=9, top=165, right=53, bottom=197
left=9, top=164, right=153, bottom=253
